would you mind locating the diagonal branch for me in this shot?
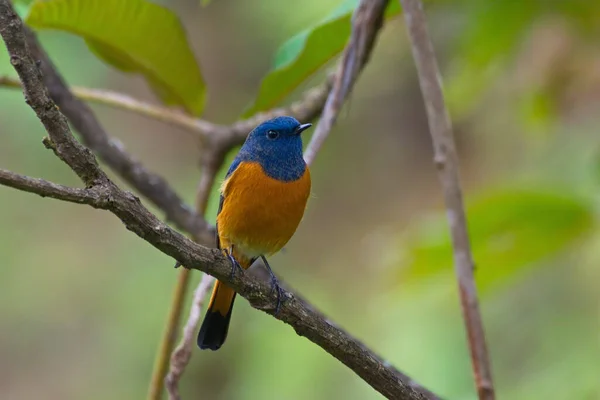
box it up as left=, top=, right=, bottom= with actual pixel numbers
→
left=399, top=0, right=495, bottom=399
left=0, top=1, right=440, bottom=399
left=21, top=27, right=212, bottom=243
left=304, top=0, right=385, bottom=164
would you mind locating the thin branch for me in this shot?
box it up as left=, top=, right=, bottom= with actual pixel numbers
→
left=0, top=2, right=439, bottom=399
left=0, top=73, right=332, bottom=142
left=398, top=1, right=495, bottom=399
left=0, top=168, right=100, bottom=204
left=304, top=0, right=385, bottom=164
left=64, top=85, right=219, bottom=135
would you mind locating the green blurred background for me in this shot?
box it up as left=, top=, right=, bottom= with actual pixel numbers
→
left=1, top=0, right=599, bottom=399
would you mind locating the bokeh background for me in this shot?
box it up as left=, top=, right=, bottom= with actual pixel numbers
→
left=1, top=1, right=599, bottom=399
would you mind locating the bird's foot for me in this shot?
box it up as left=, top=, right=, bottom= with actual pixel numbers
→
left=225, top=249, right=244, bottom=279
left=261, top=255, right=284, bottom=315
left=269, top=274, right=285, bottom=316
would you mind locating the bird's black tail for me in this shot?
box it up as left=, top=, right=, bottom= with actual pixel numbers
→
left=197, top=281, right=236, bottom=350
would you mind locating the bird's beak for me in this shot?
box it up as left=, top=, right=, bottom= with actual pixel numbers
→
left=295, top=123, right=313, bottom=135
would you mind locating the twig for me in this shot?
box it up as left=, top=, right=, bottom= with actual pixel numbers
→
left=398, top=1, right=495, bottom=399
left=0, top=74, right=333, bottom=142
left=304, top=0, right=386, bottom=165
left=0, top=168, right=102, bottom=203
left=65, top=86, right=219, bottom=135
left=0, top=74, right=220, bottom=136
left=0, top=1, right=440, bottom=398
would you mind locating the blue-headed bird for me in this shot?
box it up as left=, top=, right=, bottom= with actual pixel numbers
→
left=197, top=116, right=313, bottom=350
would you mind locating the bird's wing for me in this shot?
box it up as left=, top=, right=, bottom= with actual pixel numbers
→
left=215, top=158, right=242, bottom=250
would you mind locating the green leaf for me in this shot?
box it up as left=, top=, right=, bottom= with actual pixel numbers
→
left=398, top=189, right=594, bottom=293
left=27, top=0, right=206, bottom=116
left=242, top=0, right=402, bottom=117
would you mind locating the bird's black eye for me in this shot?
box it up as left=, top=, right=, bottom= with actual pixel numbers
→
left=267, top=130, right=279, bottom=140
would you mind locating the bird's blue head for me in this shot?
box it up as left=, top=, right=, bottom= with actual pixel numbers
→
left=236, top=116, right=312, bottom=181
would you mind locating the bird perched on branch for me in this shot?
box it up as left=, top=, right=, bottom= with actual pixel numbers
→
left=197, top=116, right=313, bottom=350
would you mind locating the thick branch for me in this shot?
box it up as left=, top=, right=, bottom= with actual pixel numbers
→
left=399, top=1, right=495, bottom=399
left=0, top=1, right=440, bottom=399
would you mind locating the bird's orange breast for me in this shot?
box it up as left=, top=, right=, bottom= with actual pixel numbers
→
left=217, top=161, right=311, bottom=258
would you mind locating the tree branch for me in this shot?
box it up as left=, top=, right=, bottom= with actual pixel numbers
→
left=0, top=168, right=100, bottom=204
left=304, top=0, right=384, bottom=164
left=399, top=1, right=495, bottom=399
left=0, top=1, right=441, bottom=399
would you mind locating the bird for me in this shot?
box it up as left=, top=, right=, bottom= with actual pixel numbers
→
left=196, top=116, right=313, bottom=351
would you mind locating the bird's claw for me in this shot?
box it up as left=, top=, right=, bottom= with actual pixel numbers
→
left=226, top=251, right=244, bottom=279
left=269, top=276, right=285, bottom=316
